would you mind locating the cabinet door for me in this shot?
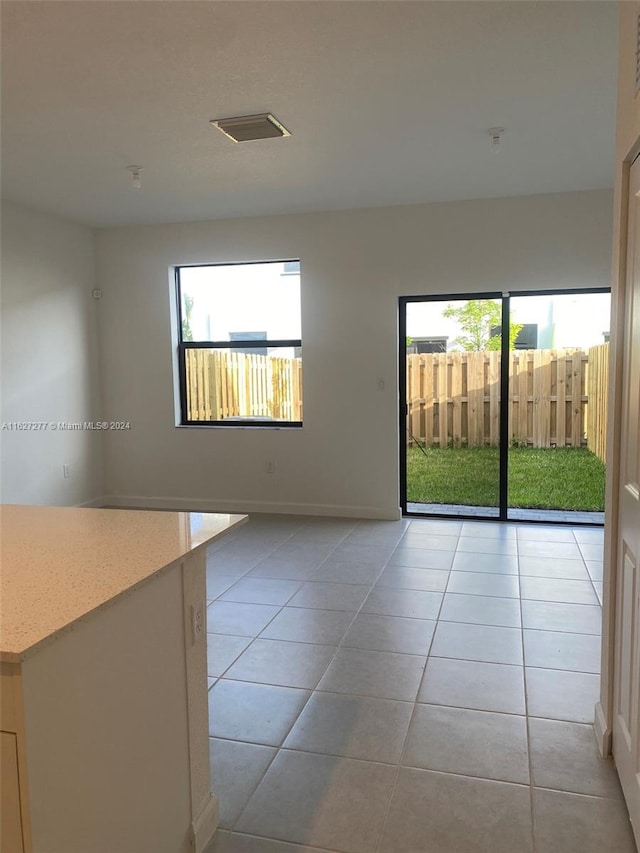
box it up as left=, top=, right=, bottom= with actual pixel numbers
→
left=1, top=731, right=24, bottom=853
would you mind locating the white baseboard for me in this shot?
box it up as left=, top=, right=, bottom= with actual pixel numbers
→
left=75, top=495, right=109, bottom=508
left=594, top=701, right=612, bottom=757
left=101, top=494, right=402, bottom=521
left=191, top=793, right=219, bottom=853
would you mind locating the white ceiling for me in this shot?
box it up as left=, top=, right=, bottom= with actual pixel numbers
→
left=1, top=1, right=618, bottom=228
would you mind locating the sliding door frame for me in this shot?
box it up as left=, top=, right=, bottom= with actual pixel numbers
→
left=399, top=287, right=611, bottom=523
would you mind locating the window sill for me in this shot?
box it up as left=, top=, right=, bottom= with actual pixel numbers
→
left=176, top=421, right=302, bottom=430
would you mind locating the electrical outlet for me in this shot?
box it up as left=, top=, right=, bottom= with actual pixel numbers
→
left=191, top=602, right=204, bottom=645
left=265, top=460, right=275, bottom=475
left=63, top=464, right=71, bottom=479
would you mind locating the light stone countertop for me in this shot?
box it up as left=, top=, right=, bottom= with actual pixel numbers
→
left=0, top=504, right=247, bottom=662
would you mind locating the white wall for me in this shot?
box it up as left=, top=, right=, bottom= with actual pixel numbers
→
left=95, top=189, right=613, bottom=519
left=0, top=201, right=104, bottom=505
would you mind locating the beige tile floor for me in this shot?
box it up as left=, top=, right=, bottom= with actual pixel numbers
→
left=203, top=515, right=637, bottom=853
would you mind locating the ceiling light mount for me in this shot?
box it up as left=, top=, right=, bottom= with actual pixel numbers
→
left=126, top=165, right=143, bottom=189
left=488, top=127, right=505, bottom=153
left=211, top=113, right=291, bottom=143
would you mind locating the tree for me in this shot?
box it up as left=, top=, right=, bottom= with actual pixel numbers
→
left=182, top=294, right=194, bottom=342
left=442, top=300, right=522, bottom=351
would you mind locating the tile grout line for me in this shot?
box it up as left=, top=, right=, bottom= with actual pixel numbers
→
left=518, top=533, right=539, bottom=853
left=209, top=524, right=365, bottom=680
left=217, top=519, right=409, bottom=839
left=209, top=512, right=404, bottom=844
left=212, top=731, right=629, bottom=805
left=213, top=653, right=601, bottom=693
left=578, top=537, right=605, bottom=607
left=372, top=521, right=463, bottom=853
left=209, top=550, right=438, bottom=683
left=220, top=520, right=360, bottom=836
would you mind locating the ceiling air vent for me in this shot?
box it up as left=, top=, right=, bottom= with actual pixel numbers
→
left=211, top=113, right=291, bottom=143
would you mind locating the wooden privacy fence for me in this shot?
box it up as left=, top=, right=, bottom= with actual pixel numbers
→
left=407, top=345, right=609, bottom=460
left=586, top=343, right=609, bottom=462
left=185, top=349, right=303, bottom=421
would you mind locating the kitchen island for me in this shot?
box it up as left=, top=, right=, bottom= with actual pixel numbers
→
left=0, top=504, right=246, bottom=853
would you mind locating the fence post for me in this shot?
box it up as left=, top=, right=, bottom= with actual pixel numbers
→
left=532, top=349, right=551, bottom=447
left=451, top=352, right=462, bottom=447
left=556, top=351, right=567, bottom=447
left=488, top=351, right=500, bottom=446
left=586, top=342, right=609, bottom=462
left=570, top=350, right=583, bottom=447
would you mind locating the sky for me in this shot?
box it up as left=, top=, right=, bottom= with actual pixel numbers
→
left=180, top=263, right=609, bottom=353
left=406, top=293, right=610, bottom=350
left=180, top=261, right=301, bottom=342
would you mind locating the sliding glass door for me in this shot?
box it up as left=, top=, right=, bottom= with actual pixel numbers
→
left=402, top=295, right=503, bottom=518
left=400, top=289, right=609, bottom=523
left=506, top=292, right=609, bottom=522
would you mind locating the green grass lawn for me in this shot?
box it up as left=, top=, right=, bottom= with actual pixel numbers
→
left=406, top=446, right=605, bottom=511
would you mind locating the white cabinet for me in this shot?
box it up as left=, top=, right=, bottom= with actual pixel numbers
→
left=0, top=506, right=245, bottom=853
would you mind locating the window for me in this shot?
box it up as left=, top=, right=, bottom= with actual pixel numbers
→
left=176, top=261, right=302, bottom=426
